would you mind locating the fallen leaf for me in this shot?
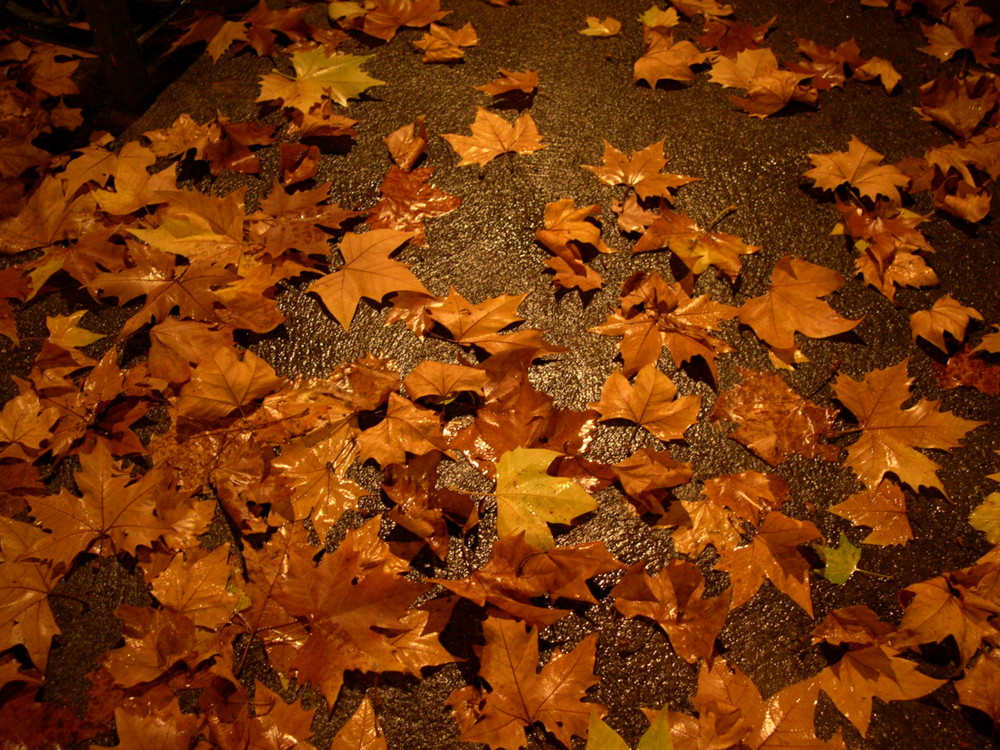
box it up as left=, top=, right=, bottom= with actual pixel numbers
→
left=443, top=107, right=546, bottom=166
left=631, top=207, right=757, bottom=279
left=910, top=293, right=983, bottom=352
left=634, top=31, right=710, bottom=87
left=579, top=17, right=622, bottom=37
left=738, top=255, right=861, bottom=365
left=711, top=368, right=840, bottom=466
left=814, top=532, right=862, bottom=584
left=955, top=650, right=1000, bottom=725
left=308, top=229, right=428, bottom=330
left=583, top=140, right=699, bottom=202
left=591, top=270, right=737, bottom=381
left=257, top=48, right=385, bottom=111
left=384, top=115, right=428, bottom=170
left=413, top=22, right=478, bottom=63
left=833, top=359, right=986, bottom=492
left=716, top=510, right=822, bottom=616
left=590, top=365, right=702, bottom=443
left=448, top=617, right=602, bottom=750
left=613, top=560, right=730, bottom=663
left=494, top=447, right=598, bottom=549
left=331, top=696, right=387, bottom=750
left=176, top=347, right=282, bottom=420
left=475, top=68, right=539, bottom=96
left=804, top=136, right=910, bottom=203
left=829, top=481, right=913, bottom=546
left=969, top=492, right=1000, bottom=544
left=365, top=166, right=462, bottom=245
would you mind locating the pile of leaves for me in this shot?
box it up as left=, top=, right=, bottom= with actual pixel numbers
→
left=0, top=0, right=999, bottom=748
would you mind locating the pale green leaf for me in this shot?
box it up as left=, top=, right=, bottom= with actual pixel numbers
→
left=814, top=532, right=861, bottom=584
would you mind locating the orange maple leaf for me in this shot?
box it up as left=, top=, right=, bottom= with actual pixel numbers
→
left=582, top=139, right=699, bottom=201
left=715, top=510, right=822, bottom=615
left=590, top=364, right=702, bottom=442
left=308, top=229, right=429, bottom=330
left=833, top=359, right=986, bottom=492
left=443, top=107, right=546, bottom=166
left=828, top=480, right=913, bottom=546
left=738, top=255, right=861, bottom=365
left=804, top=135, right=910, bottom=202
left=412, top=22, right=478, bottom=62
left=448, top=617, right=602, bottom=750
left=711, top=367, right=840, bottom=466
left=475, top=69, right=539, bottom=96
left=612, top=560, right=730, bottom=663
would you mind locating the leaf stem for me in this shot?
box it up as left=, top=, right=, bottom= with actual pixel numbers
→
left=707, top=204, right=737, bottom=231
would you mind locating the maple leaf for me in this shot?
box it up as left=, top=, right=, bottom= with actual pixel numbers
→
left=833, top=359, right=985, bottom=492
left=308, top=229, right=429, bottom=330
left=829, top=480, right=913, bottom=546
left=332, top=696, right=387, bottom=750
left=917, top=73, right=997, bottom=139
left=893, top=562, right=1000, bottom=665
left=27, top=443, right=171, bottom=566
left=716, top=510, right=822, bottom=616
left=586, top=707, right=672, bottom=750
left=738, top=255, right=861, bottom=366
left=413, top=22, right=478, bottom=63
left=583, top=140, right=699, bottom=202
left=494, top=447, right=598, bottom=549
left=365, top=166, right=461, bottom=245
left=920, top=7, right=1000, bottom=66
left=449, top=617, right=602, bottom=750
left=150, top=544, right=240, bottom=631
left=910, top=293, right=983, bottom=352
left=710, top=368, right=840, bottom=466
left=804, top=136, right=910, bottom=203
left=695, top=16, right=774, bottom=57
left=639, top=5, right=680, bottom=30
left=813, top=532, right=862, bottom=584
left=579, top=17, right=622, bottom=37
left=257, top=48, right=385, bottom=112
left=88, top=245, right=237, bottom=337
left=591, top=271, right=737, bottom=381
left=433, top=534, right=622, bottom=628
left=270, top=443, right=367, bottom=538
left=955, top=650, right=1000, bottom=725
left=384, top=115, right=428, bottom=170
left=590, top=365, right=702, bottom=443
left=449, top=361, right=596, bottom=470
left=475, top=69, right=539, bottom=96
left=443, top=107, right=546, bottom=166
left=0, top=390, right=59, bottom=461
left=970, top=492, right=1000, bottom=544
left=634, top=31, right=709, bottom=87
left=176, top=347, right=282, bottom=420
left=709, top=48, right=812, bottom=118
left=402, top=360, right=489, bottom=402
left=809, top=606, right=946, bottom=736
left=612, top=560, right=730, bottom=663
left=360, top=0, right=449, bottom=41
left=357, top=393, right=445, bottom=466
left=611, top=447, right=692, bottom=517
left=631, top=206, right=758, bottom=279
left=535, top=198, right=610, bottom=254
left=854, top=56, right=902, bottom=93
left=0, top=558, right=59, bottom=671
